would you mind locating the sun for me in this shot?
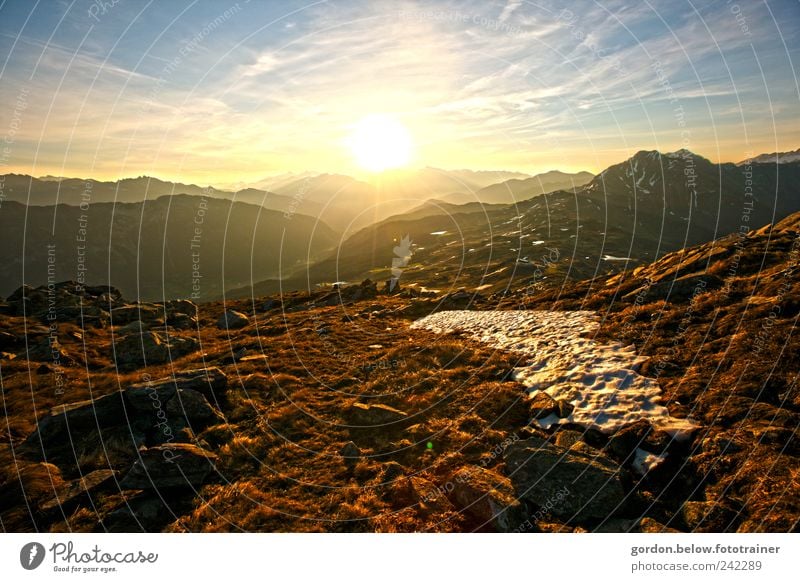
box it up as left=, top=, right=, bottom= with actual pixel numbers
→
left=349, top=114, right=413, bottom=172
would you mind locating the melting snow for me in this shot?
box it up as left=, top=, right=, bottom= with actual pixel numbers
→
left=633, top=448, right=667, bottom=474
left=411, top=310, right=696, bottom=436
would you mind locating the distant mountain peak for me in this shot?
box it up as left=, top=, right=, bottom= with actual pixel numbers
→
left=742, top=148, right=800, bottom=165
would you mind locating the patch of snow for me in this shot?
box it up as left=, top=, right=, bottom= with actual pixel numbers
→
left=430, top=231, right=448, bottom=235
left=602, top=255, right=632, bottom=262
left=411, top=310, right=696, bottom=436
left=633, top=448, right=667, bottom=474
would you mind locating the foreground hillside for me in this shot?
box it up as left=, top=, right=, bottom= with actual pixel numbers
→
left=1, top=211, right=798, bottom=532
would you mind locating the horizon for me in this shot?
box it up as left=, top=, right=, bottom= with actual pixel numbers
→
left=1, top=1, right=799, bottom=185
left=5, top=144, right=795, bottom=191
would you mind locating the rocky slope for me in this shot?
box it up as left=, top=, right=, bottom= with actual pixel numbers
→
left=1, top=210, right=798, bottom=532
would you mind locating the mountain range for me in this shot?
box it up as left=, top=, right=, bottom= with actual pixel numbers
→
left=3, top=148, right=799, bottom=301
left=232, top=148, right=800, bottom=297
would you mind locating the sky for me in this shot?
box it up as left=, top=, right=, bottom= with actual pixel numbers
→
left=0, top=0, right=798, bottom=186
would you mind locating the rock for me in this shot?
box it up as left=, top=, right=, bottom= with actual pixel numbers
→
left=40, top=469, right=117, bottom=513
left=118, top=320, right=148, bottom=334
left=528, top=392, right=558, bottom=419
left=503, top=436, right=626, bottom=521
left=0, top=331, right=20, bottom=350
left=164, top=299, right=197, bottom=317
left=556, top=399, right=574, bottom=418
left=120, top=443, right=218, bottom=489
left=111, top=304, right=163, bottom=325
left=165, top=389, right=224, bottom=426
left=166, top=312, right=197, bottom=330
left=113, top=331, right=199, bottom=368
left=104, top=493, right=186, bottom=532
left=553, top=430, right=583, bottom=449
left=6, top=282, right=121, bottom=322
left=447, top=465, right=524, bottom=532
left=379, top=461, right=405, bottom=484
left=217, top=309, right=250, bottom=330
left=149, top=425, right=199, bottom=447
left=607, top=420, right=671, bottom=460
left=347, top=402, right=408, bottom=426
left=638, top=517, right=681, bottom=533
left=263, top=298, right=281, bottom=311
left=125, top=378, right=179, bottom=411
left=6, top=284, right=35, bottom=302
left=391, top=476, right=453, bottom=512
left=23, top=336, right=73, bottom=364
left=24, top=391, right=127, bottom=447
left=170, top=367, right=228, bottom=402
left=340, top=441, right=361, bottom=461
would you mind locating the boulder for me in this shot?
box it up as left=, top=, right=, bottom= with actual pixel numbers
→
left=111, top=304, right=163, bottom=325
left=166, top=312, right=197, bottom=330
left=113, top=331, right=199, bottom=368
left=164, top=299, right=198, bottom=317
left=217, top=309, right=250, bottom=330
left=0, top=331, right=20, bottom=350
left=24, top=391, right=127, bottom=447
left=503, top=436, right=626, bottom=521
left=104, top=492, right=184, bottom=532
left=165, top=389, right=224, bottom=426
left=340, top=441, right=361, bottom=461
left=124, top=368, right=227, bottom=412
left=553, top=430, right=583, bottom=449
left=347, top=402, right=408, bottom=426
left=125, top=378, right=178, bottom=411
left=528, top=392, right=558, bottom=419
left=40, top=469, right=118, bottom=513
left=607, top=420, right=671, bottom=460
left=379, top=461, right=405, bottom=484
left=447, top=465, right=524, bottom=532
left=120, top=443, right=218, bottom=489
left=170, top=367, right=228, bottom=402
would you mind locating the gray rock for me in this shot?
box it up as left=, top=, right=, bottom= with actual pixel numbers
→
left=528, top=392, right=558, bottom=419
left=165, top=389, right=224, bottom=426
left=217, top=309, right=250, bottom=330
left=503, top=436, right=626, bottom=521
left=447, top=465, right=524, bottom=532
left=113, top=331, right=199, bottom=368
left=164, top=299, right=197, bottom=317
left=379, top=461, right=405, bottom=484
left=111, top=304, right=163, bottom=325
left=40, top=469, right=118, bottom=513
left=24, top=391, right=127, bottom=446
left=120, top=443, right=218, bottom=489
left=170, top=367, right=228, bottom=402
left=340, top=441, right=361, bottom=461
left=105, top=493, right=180, bottom=532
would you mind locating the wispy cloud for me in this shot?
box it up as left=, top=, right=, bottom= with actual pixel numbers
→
left=0, top=0, right=797, bottom=182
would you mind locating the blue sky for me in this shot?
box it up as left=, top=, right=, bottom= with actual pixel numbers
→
left=0, top=0, right=798, bottom=184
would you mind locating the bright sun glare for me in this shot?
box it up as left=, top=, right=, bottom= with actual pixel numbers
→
left=349, top=114, right=413, bottom=172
